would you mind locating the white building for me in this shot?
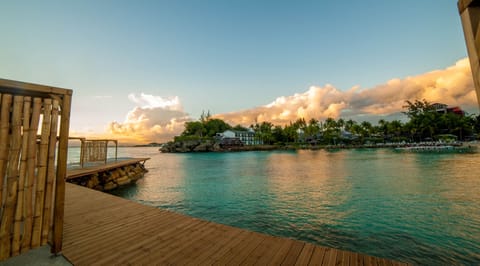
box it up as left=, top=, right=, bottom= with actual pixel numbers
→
left=216, top=129, right=263, bottom=145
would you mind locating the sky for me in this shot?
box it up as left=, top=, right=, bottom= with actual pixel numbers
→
left=1, top=0, right=478, bottom=144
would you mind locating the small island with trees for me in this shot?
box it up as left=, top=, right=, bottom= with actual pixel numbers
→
left=160, top=100, right=480, bottom=153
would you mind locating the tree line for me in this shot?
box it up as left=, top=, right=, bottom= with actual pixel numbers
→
left=176, top=100, right=480, bottom=145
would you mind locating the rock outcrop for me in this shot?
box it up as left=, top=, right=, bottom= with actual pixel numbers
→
left=160, top=140, right=216, bottom=153
left=160, top=140, right=280, bottom=153
left=68, top=162, right=148, bottom=191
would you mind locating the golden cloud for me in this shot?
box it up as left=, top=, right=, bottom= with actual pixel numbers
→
left=84, top=58, right=477, bottom=144
left=216, top=58, right=477, bottom=126
left=106, top=94, right=190, bottom=144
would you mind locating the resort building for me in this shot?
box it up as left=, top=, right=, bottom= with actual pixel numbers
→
left=433, top=103, right=465, bottom=116
left=215, top=129, right=263, bottom=145
left=340, top=129, right=358, bottom=140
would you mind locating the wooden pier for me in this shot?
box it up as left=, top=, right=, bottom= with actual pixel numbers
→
left=66, top=158, right=149, bottom=180
left=66, top=158, right=149, bottom=191
left=62, top=183, right=408, bottom=265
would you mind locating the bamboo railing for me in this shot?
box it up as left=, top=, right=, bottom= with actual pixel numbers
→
left=69, top=137, right=118, bottom=167
left=0, top=78, right=72, bottom=260
left=82, top=139, right=118, bottom=165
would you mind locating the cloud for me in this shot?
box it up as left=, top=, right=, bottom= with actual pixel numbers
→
left=216, top=58, right=478, bottom=126
left=106, top=94, right=191, bottom=144
left=80, top=58, right=477, bottom=144
left=127, top=93, right=183, bottom=110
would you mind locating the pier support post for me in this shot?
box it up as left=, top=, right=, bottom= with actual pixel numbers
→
left=459, top=0, right=480, bottom=108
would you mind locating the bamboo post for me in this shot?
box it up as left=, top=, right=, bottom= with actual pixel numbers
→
left=0, top=96, right=23, bottom=259
left=84, top=141, right=88, bottom=163
left=20, top=97, right=42, bottom=252
left=104, top=141, right=108, bottom=164
left=80, top=138, right=85, bottom=168
left=0, top=93, right=12, bottom=218
left=97, top=141, right=99, bottom=160
left=41, top=99, right=59, bottom=245
left=12, top=97, right=32, bottom=255
left=85, top=141, right=88, bottom=162
left=31, top=99, right=52, bottom=247
left=51, top=93, right=72, bottom=254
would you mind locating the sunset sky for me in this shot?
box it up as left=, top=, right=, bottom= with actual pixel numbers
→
left=1, top=1, right=478, bottom=143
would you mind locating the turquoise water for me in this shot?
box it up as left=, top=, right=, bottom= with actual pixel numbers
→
left=101, top=147, right=480, bottom=265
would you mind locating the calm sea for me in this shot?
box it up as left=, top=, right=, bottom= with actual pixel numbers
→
left=70, top=146, right=480, bottom=265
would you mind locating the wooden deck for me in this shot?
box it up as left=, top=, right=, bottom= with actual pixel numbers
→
left=66, top=158, right=149, bottom=179
left=62, top=183, right=408, bottom=265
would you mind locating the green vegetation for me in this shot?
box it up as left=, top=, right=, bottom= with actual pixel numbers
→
left=181, top=111, right=232, bottom=139
left=176, top=101, right=480, bottom=145
left=402, top=100, right=478, bottom=141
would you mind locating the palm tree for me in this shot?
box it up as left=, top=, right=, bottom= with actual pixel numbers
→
left=387, top=120, right=403, bottom=140
left=322, top=118, right=341, bottom=144
left=337, top=118, right=345, bottom=130
left=344, top=119, right=356, bottom=132
left=377, top=119, right=388, bottom=136
left=361, top=121, right=373, bottom=137
left=305, top=118, right=320, bottom=140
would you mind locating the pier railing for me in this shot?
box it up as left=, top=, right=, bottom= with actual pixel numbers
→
left=69, top=137, right=118, bottom=168
left=0, top=78, right=72, bottom=260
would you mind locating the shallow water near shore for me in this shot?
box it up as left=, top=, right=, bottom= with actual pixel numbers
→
left=91, top=147, right=480, bottom=265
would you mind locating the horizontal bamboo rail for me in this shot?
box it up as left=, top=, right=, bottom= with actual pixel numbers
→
left=0, top=78, right=72, bottom=260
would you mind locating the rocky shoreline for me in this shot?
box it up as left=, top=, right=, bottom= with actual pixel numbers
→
left=159, top=139, right=281, bottom=153
left=67, top=162, right=148, bottom=191
left=159, top=140, right=477, bottom=153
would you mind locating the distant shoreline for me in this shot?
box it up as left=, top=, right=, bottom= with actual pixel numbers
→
left=158, top=141, right=478, bottom=153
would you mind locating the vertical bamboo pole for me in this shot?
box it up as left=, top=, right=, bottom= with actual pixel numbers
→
left=41, top=99, right=59, bottom=245
left=31, top=99, right=52, bottom=247
left=12, top=97, right=32, bottom=255
left=0, top=96, right=23, bottom=259
left=94, top=141, right=102, bottom=161
left=0, top=93, right=12, bottom=218
left=83, top=140, right=90, bottom=163
left=88, top=141, right=91, bottom=162
left=104, top=141, right=108, bottom=164
left=80, top=138, right=85, bottom=168
left=20, top=97, right=42, bottom=252
left=91, top=141, right=94, bottom=161
left=84, top=141, right=88, bottom=164
left=51, top=93, right=71, bottom=254
left=91, top=142, right=94, bottom=161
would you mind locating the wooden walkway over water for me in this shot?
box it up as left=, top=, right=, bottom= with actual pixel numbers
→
left=62, top=183, right=407, bottom=265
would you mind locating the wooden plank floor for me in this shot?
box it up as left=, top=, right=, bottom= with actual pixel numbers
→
left=62, top=183, right=409, bottom=265
left=66, top=158, right=149, bottom=179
